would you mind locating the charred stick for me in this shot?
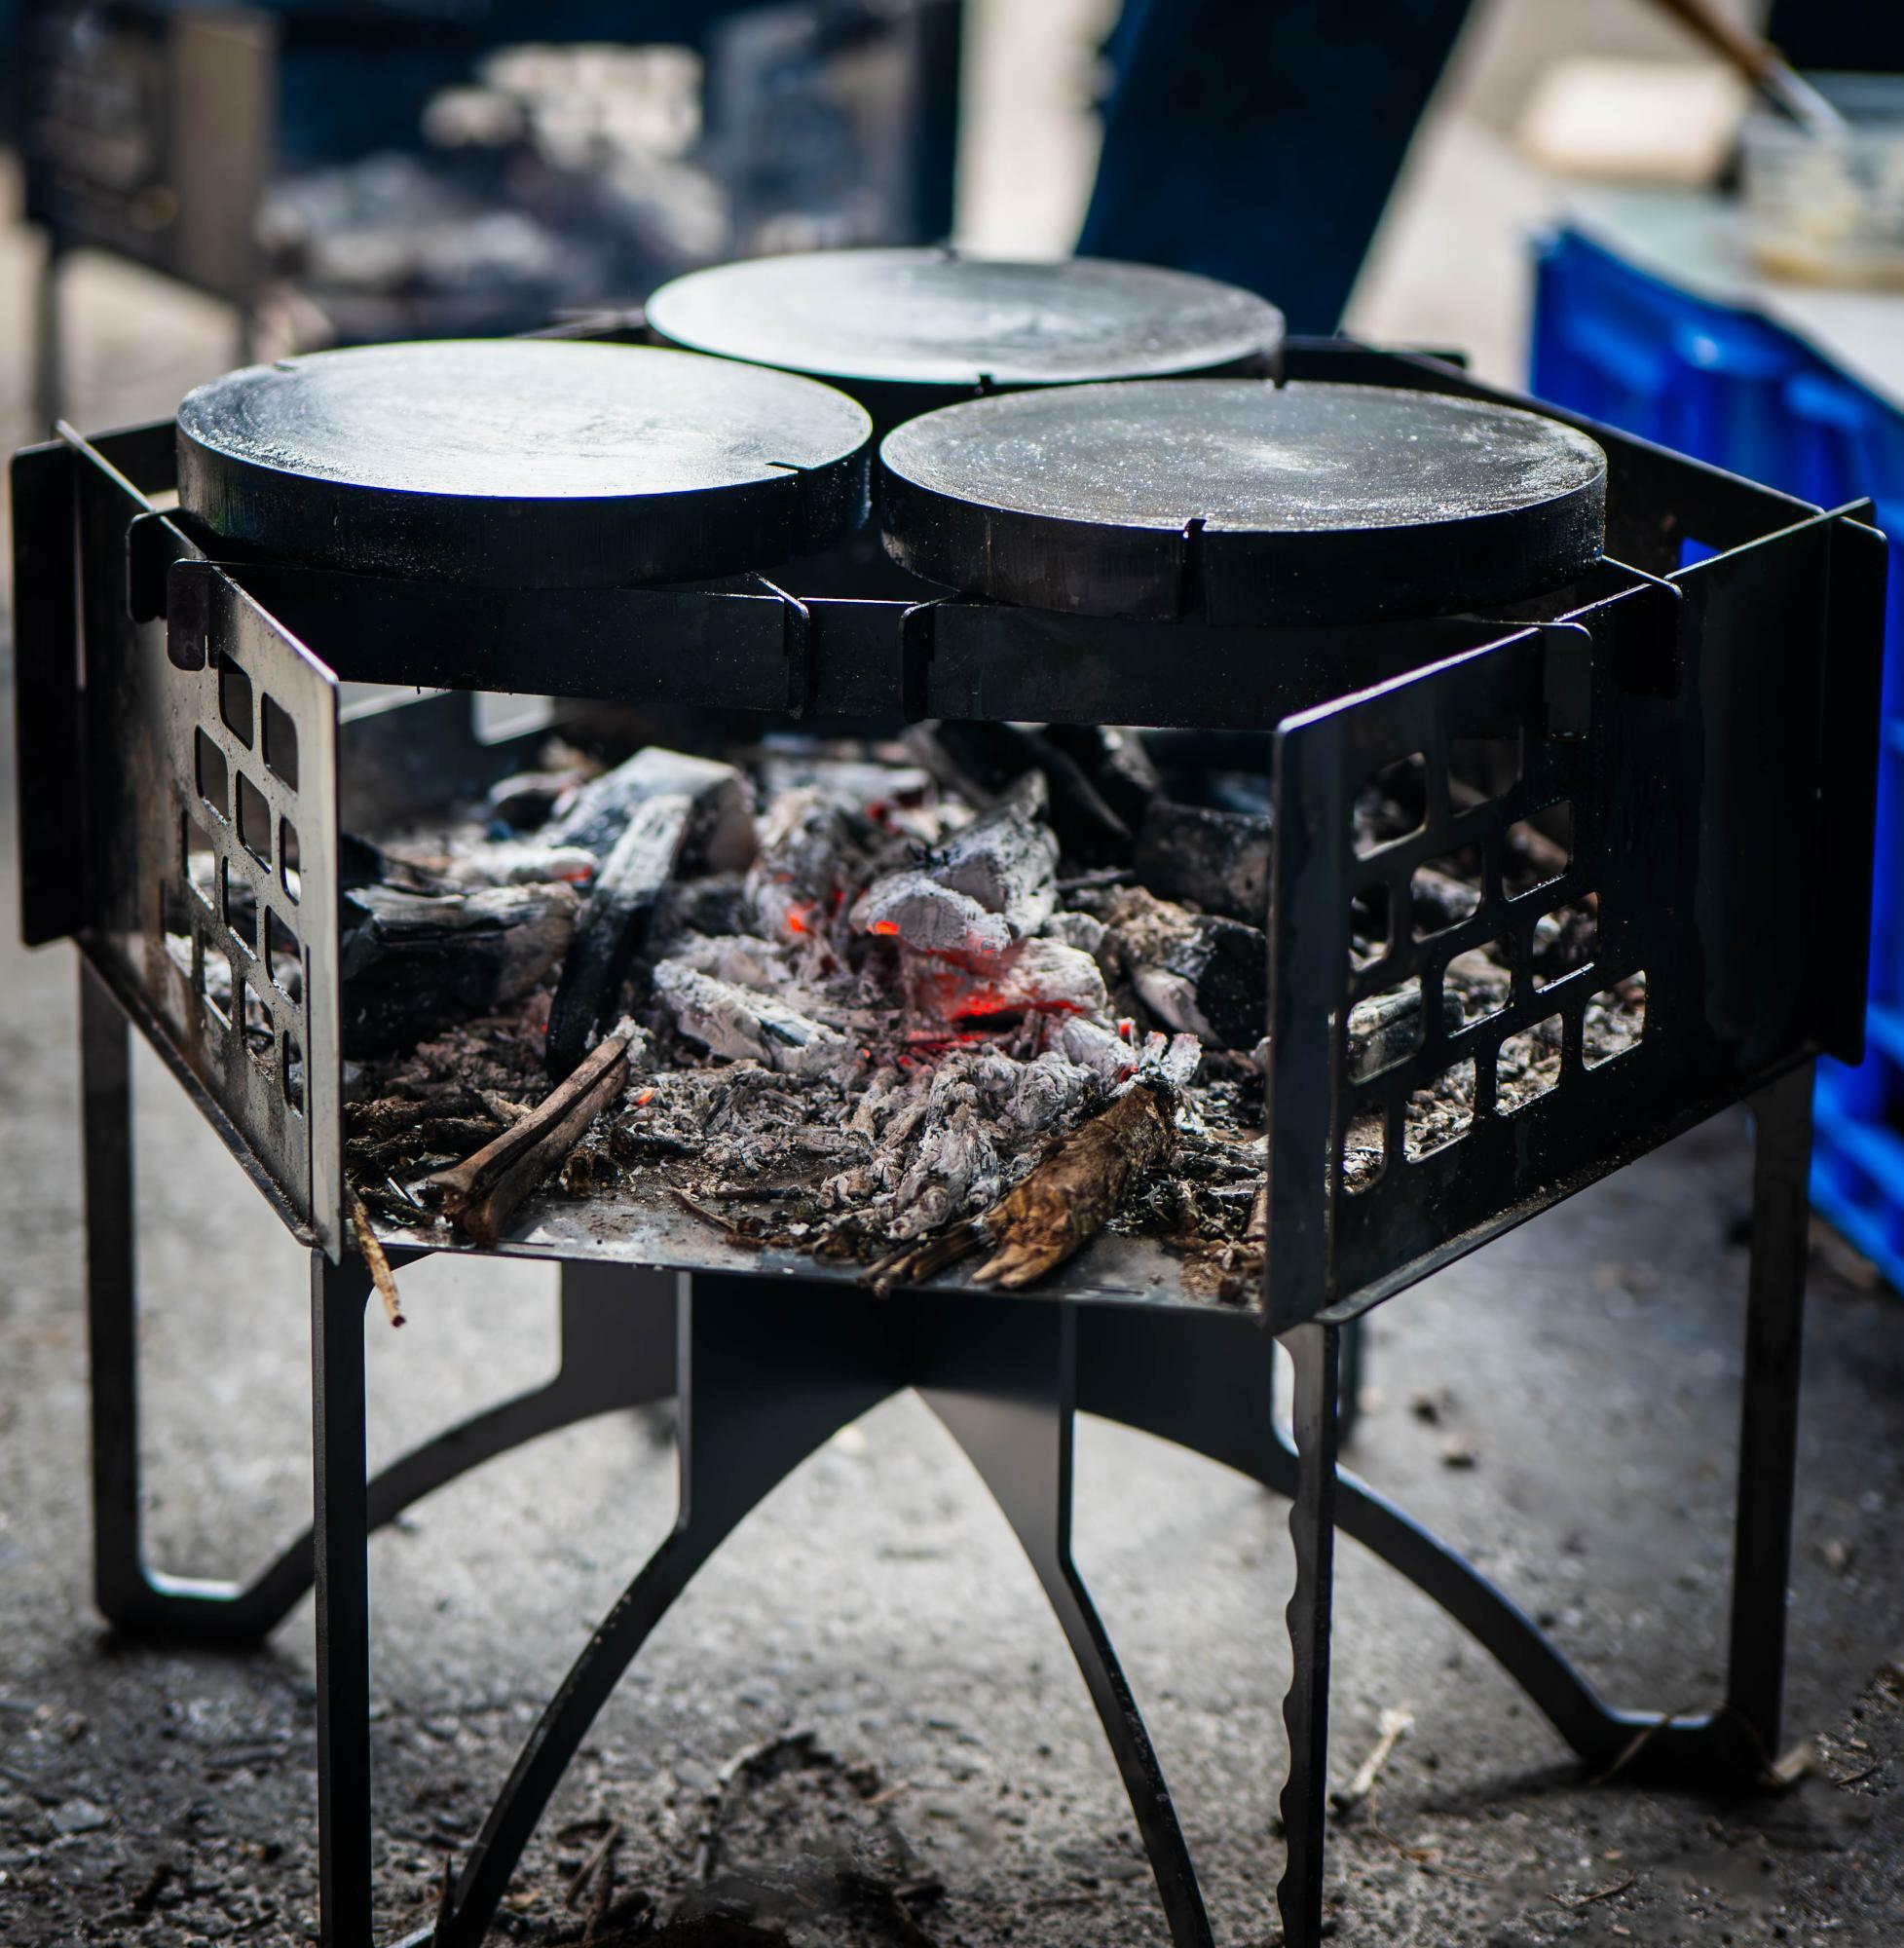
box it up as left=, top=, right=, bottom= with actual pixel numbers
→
left=866, top=1082, right=1176, bottom=1293
left=545, top=792, right=694, bottom=1080
left=973, top=1080, right=1176, bottom=1289
left=426, top=1022, right=640, bottom=1246
left=347, top=1189, right=405, bottom=1328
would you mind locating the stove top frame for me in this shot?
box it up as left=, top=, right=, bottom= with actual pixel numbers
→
left=11, top=340, right=1887, bottom=1947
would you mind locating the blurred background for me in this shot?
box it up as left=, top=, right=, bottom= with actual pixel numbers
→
left=1, top=0, right=1895, bottom=462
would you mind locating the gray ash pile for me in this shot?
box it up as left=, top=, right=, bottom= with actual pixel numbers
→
left=340, top=725, right=1629, bottom=1300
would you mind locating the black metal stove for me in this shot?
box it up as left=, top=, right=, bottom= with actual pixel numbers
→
left=9, top=300, right=1887, bottom=1948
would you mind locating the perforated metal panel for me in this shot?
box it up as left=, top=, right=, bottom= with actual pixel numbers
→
left=158, top=564, right=342, bottom=1253
left=1265, top=508, right=1883, bottom=1329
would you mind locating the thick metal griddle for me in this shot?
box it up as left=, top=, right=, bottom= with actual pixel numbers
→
left=880, top=378, right=1610, bottom=623
left=176, top=339, right=873, bottom=589
left=645, top=248, right=1285, bottom=427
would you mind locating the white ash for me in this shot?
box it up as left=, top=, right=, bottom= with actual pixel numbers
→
left=849, top=790, right=1059, bottom=955
left=440, top=840, right=599, bottom=887
left=652, top=959, right=855, bottom=1081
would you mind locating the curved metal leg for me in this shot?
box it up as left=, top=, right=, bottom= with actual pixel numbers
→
left=82, top=973, right=678, bottom=1643
left=415, top=1275, right=900, bottom=1948
left=1074, top=1304, right=1674, bottom=1771
left=1077, top=1065, right=1817, bottom=1795
left=917, top=1298, right=1213, bottom=1948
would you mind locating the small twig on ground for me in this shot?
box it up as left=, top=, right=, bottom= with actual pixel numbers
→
left=691, top=1731, right=823, bottom=1884
left=566, top=1818, right=623, bottom=1911
left=1587, top=1708, right=1698, bottom=1788
left=1550, top=1868, right=1638, bottom=1909
left=131, top=1861, right=175, bottom=1913
left=430, top=1857, right=454, bottom=1944
left=581, top=1826, right=621, bottom=1943
left=349, top=1189, right=405, bottom=1327
left=1833, top=1759, right=1887, bottom=1788
left=1332, top=1705, right=1413, bottom=1821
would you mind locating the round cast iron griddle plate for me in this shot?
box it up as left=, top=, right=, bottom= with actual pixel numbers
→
left=879, top=379, right=1610, bottom=624
left=644, top=250, right=1285, bottom=408
left=175, top=339, right=874, bottom=588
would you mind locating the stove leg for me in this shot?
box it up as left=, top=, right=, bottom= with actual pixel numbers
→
left=418, top=1275, right=896, bottom=1948
left=918, top=1299, right=1213, bottom=1948
left=82, top=972, right=672, bottom=1643
left=1277, top=1322, right=1341, bottom=1948
left=1723, top=1063, right=1813, bottom=1771
left=313, top=1249, right=374, bottom=1948
left=1337, top=1314, right=1367, bottom=1447
left=81, top=963, right=151, bottom=1632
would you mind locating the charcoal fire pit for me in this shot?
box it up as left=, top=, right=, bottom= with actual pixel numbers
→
left=8, top=290, right=1886, bottom=1948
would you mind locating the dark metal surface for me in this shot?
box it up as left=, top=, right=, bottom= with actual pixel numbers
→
left=880, top=379, right=1609, bottom=622
left=1278, top=1323, right=1340, bottom=1948
left=1264, top=504, right=1885, bottom=1333
left=176, top=341, right=874, bottom=588
left=646, top=248, right=1284, bottom=430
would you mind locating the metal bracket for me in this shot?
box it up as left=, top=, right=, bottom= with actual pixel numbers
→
left=900, top=596, right=942, bottom=721
left=127, top=509, right=192, bottom=627
left=756, top=578, right=813, bottom=718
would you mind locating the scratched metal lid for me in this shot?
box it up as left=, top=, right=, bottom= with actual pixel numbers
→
left=879, top=379, right=1609, bottom=624
left=176, top=339, right=873, bottom=588
left=645, top=249, right=1285, bottom=429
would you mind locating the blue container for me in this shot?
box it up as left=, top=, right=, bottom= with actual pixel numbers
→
left=1533, top=225, right=1904, bottom=1287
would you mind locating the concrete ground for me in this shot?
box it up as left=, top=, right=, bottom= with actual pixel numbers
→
left=4, top=3, right=1904, bottom=1943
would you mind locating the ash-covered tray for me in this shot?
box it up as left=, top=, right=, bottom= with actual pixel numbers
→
left=175, top=339, right=873, bottom=589
left=335, top=723, right=1632, bottom=1305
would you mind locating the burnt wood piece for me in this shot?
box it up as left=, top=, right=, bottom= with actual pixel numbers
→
left=1095, top=886, right=1267, bottom=1051
left=867, top=1081, right=1177, bottom=1293
left=426, top=1024, right=641, bottom=1246
left=652, top=962, right=852, bottom=1079
left=913, top=720, right=1137, bottom=867
left=545, top=795, right=694, bottom=1082
left=851, top=787, right=1060, bottom=954
left=1135, top=801, right=1271, bottom=923
left=338, top=882, right=579, bottom=1060
left=545, top=747, right=755, bottom=867
left=1039, top=723, right=1165, bottom=832
left=977, top=1081, right=1176, bottom=1288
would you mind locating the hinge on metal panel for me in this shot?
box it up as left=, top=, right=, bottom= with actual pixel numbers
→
left=900, top=598, right=941, bottom=721
left=165, top=559, right=214, bottom=672
left=759, top=579, right=813, bottom=719
left=126, top=509, right=186, bottom=626
left=1537, top=620, right=1594, bottom=740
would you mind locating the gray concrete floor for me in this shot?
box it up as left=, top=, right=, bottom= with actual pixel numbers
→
left=5, top=9, right=1904, bottom=1941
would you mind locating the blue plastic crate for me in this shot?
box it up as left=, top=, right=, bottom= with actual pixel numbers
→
left=1533, top=226, right=1904, bottom=1288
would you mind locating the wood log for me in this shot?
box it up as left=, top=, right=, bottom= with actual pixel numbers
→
left=1134, top=800, right=1271, bottom=922
left=545, top=793, right=694, bottom=1080
left=1096, top=885, right=1266, bottom=1051
left=864, top=1080, right=1176, bottom=1293
left=425, top=1022, right=642, bottom=1246
left=545, top=746, right=756, bottom=868
left=850, top=789, right=1059, bottom=955
left=339, top=880, right=579, bottom=1058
